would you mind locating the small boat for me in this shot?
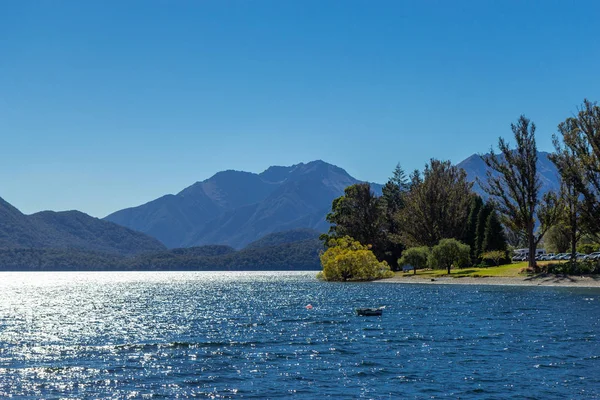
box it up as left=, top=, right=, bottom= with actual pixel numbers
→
left=356, top=307, right=384, bottom=316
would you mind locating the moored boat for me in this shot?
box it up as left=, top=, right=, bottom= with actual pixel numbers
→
left=356, top=307, right=384, bottom=316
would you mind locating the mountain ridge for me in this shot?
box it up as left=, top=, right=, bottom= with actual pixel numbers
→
left=456, top=151, right=560, bottom=197
left=0, top=197, right=166, bottom=255
left=105, top=155, right=560, bottom=249
left=105, top=160, right=382, bottom=249
left=1, top=153, right=562, bottom=261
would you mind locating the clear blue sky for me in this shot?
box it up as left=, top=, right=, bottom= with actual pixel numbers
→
left=1, top=1, right=599, bottom=217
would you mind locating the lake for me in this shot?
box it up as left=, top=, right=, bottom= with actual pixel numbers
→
left=0, top=271, right=598, bottom=398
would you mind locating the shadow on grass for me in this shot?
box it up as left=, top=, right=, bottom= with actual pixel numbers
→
left=452, top=269, right=479, bottom=276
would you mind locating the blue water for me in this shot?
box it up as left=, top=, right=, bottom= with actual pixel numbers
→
left=0, top=272, right=598, bottom=399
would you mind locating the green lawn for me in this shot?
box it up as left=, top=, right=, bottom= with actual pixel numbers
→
left=396, top=261, right=554, bottom=278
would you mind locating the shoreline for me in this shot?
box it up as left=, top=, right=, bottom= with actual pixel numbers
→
left=378, top=274, right=600, bottom=288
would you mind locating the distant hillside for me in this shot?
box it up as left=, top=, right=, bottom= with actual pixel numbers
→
left=0, top=229, right=322, bottom=271
left=105, top=160, right=382, bottom=249
left=457, top=151, right=561, bottom=197
left=0, top=197, right=166, bottom=256
left=128, top=238, right=322, bottom=271
left=244, top=228, right=321, bottom=250
left=0, top=248, right=127, bottom=271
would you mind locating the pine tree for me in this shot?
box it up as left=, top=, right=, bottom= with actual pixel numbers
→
left=464, top=195, right=483, bottom=257
left=379, top=163, right=410, bottom=270
left=481, top=210, right=507, bottom=252
left=474, top=202, right=493, bottom=258
left=391, top=163, right=410, bottom=192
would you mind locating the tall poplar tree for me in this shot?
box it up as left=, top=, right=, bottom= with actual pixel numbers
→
left=549, top=141, right=584, bottom=262
left=483, top=115, right=561, bottom=271
left=551, top=100, right=600, bottom=244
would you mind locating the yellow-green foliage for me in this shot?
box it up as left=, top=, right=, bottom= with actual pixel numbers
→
left=318, top=236, right=393, bottom=281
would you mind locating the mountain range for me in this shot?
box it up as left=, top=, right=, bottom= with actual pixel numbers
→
left=456, top=151, right=561, bottom=196
left=0, top=153, right=561, bottom=269
left=0, top=229, right=323, bottom=271
left=104, top=160, right=383, bottom=249
left=0, top=197, right=165, bottom=255
left=104, top=154, right=561, bottom=250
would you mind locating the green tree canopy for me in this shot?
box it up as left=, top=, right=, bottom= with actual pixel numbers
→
left=398, top=246, right=430, bottom=274
left=481, top=209, right=507, bottom=253
left=399, top=159, right=473, bottom=247
left=543, top=224, right=570, bottom=254
left=464, top=195, right=483, bottom=260
left=482, top=250, right=506, bottom=267
left=428, top=238, right=470, bottom=274
left=551, top=100, right=598, bottom=261
left=379, top=163, right=410, bottom=270
left=551, top=100, right=600, bottom=238
left=324, top=183, right=386, bottom=258
left=474, top=202, right=493, bottom=258
left=318, top=236, right=393, bottom=281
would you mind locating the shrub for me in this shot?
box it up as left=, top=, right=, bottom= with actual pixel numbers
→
left=546, top=260, right=600, bottom=275
left=318, top=236, right=393, bottom=281
left=577, top=243, right=600, bottom=255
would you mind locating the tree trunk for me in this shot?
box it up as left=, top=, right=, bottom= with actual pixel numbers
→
left=447, top=264, right=451, bottom=275
left=570, top=204, right=577, bottom=266
left=528, top=221, right=537, bottom=272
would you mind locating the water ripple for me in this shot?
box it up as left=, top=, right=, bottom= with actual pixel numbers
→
left=0, top=271, right=599, bottom=398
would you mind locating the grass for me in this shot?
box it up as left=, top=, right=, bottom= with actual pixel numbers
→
left=396, top=261, right=559, bottom=279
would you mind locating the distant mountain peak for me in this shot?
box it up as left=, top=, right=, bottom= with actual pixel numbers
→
left=105, top=159, right=375, bottom=249
left=0, top=196, right=25, bottom=217
left=457, top=150, right=560, bottom=197
left=259, top=165, right=293, bottom=183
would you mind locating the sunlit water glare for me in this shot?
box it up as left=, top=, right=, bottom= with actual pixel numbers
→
left=0, top=271, right=598, bottom=398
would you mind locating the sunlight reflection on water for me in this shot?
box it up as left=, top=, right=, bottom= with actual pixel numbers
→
left=0, top=271, right=598, bottom=398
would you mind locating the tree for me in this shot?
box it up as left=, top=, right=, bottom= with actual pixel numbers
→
left=482, top=250, right=506, bottom=267
left=318, top=236, right=393, bottom=281
left=482, top=116, right=561, bottom=272
left=428, top=238, right=471, bottom=274
left=550, top=101, right=598, bottom=261
left=464, top=195, right=483, bottom=259
left=551, top=100, right=600, bottom=238
left=380, top=163, right=410, bottom=269
left=474, top=202, right=493, bottom=258
left=390, top=163, right=410, bottom=192
left=544, top=224, right=570, bottom=254
left=399, top=159, right=473, bottom=247
left=409, top=169, right=422, bottom=189
left=481, top=209, right=507, bottom=253
left=398, top=246, right=430, bottom=275
left=323, top=183, right=386, bottom=259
